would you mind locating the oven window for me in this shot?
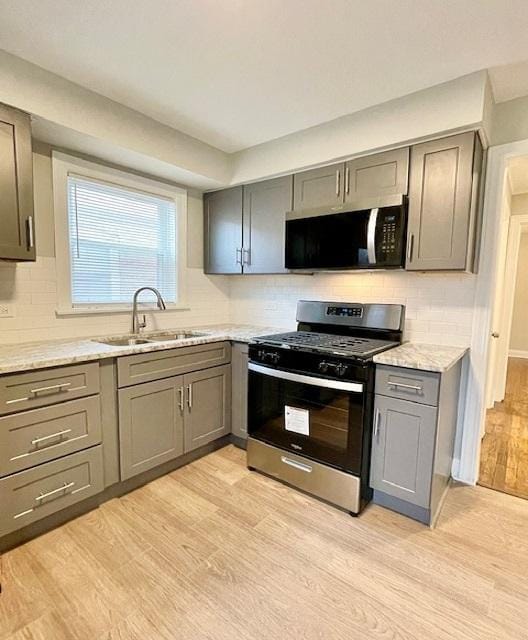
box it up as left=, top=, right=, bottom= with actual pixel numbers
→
left=248, top=370, right=364, bottom=473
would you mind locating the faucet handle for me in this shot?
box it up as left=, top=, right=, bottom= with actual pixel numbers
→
left=139, top=314, right=147, bottom=331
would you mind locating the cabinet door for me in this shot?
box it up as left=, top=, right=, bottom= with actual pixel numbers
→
left=345, top=148, right=409, bottom=204
left=406, top=132, right=476, bottom=271
left=204, top=187, right=243, bottom=274
left=0, top=103, right=35, bottom=261
left=231, top=343, right=248, bottom=440
left=293, top=163, right=345, bottom=210
left=242, top=175, right=292, bottom=274
left=119, top=377, right=184, bottom=480
left=370, top=395, right=437, bottom=508
left=184, top=365, right=231, bottom=453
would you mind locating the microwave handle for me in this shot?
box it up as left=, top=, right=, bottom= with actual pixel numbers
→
left=367, top=208, right=379, bottom=264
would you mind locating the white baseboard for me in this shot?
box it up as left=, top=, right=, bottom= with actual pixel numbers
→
left=509, top=349, right=528, bottom=359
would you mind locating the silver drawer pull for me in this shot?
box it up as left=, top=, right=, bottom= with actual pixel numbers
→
left=281, top=456, right=312, bottom=473
left=30, top=382, right=72, bottom=395
left=31, top=428, right=72, bottom=446
left=35, top=481, right=75, bottom=502
left=388, top=381, right=423, bottom=392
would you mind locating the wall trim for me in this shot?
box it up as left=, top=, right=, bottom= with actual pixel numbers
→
left=509, top=349, right=528, bottom=359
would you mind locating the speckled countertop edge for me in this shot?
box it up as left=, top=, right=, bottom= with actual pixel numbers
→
left=0, top=324, right=290, bottom=375
left=373, top=342, right=469, bottom=373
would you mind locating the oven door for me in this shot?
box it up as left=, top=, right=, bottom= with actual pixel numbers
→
left=248, top=363, right=366, bottom=474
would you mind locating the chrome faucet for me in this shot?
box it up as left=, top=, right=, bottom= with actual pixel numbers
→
left=131, top=287, right=166, bottom=334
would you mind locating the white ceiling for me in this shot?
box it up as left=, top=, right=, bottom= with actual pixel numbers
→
left=1, top=0, right=528, bottom=152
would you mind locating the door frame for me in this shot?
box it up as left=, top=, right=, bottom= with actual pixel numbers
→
left=456, top=138, right=528, bottom=484
left=492, top=213, right=528, bottom=402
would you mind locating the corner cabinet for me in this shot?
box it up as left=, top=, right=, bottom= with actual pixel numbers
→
left=0, top=102, right=35, bottom=261
left=406, top=131, right=483, bottom=272
left=204, top=176, right=292, bottom=274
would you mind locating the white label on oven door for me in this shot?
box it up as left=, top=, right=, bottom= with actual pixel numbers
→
left=284, top=406, right=309, bottom=436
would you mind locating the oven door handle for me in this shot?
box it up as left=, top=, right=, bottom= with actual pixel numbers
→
left=248, top=362, right=363, bottom=393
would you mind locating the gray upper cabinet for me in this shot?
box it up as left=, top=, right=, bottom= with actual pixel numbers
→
left=293, top=163, right=345, bottom=211
left=242, top=176, right=292, bottom=274
left=345, top=148, right=409, bottom=204
left=0, top=103, right=35, bottom=261
left=370, top=394, right=437, bottom=508
left=184, top=364, right=231, bottom=453
left=119, top=377, right=184, bottom=480
left=406, top=131, right=482, bottom=271
left=204, top=186, right=243, bottom=274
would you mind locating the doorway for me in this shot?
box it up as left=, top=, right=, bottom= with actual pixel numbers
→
left=479, top=159, right=528, bottom=499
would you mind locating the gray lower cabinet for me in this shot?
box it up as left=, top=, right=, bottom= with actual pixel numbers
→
left=371, top=363, right=462, bottom=526
left=0, top=102, right=35, bottom=261
left=184, top=364, right=231, bottom=452
left=231, top=343, right=248, bottom=441
left=0, top=445, right=104, bottom=537
left=242, top=175, right=292, bottom=274
left=370, top=395, right=437, bottom=508
left=204, top=186, right=243, bottom=274
left=406, top=131, right=483, bottom=272
left=118, top=376, right=184, bottom=480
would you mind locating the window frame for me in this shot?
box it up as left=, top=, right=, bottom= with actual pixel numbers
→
left=52, top=151, right=188, bottom=315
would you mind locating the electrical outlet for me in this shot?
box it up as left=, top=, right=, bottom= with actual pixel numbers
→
left=0, top=304, right=14, bottom=318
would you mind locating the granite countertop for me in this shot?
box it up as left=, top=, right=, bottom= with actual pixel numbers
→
left=373, top=342, right=468, bottom=373
left=0, top=324, right=289, bottom=375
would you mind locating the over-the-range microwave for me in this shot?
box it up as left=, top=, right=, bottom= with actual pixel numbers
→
left=285, top=194, right=407, bottom=271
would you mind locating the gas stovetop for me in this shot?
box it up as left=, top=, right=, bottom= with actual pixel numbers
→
left=253, top=330, right=398, bottom=359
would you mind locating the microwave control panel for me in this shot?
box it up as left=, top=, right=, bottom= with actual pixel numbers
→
left=377, top=209, right=405, bottom=265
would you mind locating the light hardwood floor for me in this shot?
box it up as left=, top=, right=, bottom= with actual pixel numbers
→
left=2, top=444, right=528, bottom=640
left=479, top=357, right=528, bottom=500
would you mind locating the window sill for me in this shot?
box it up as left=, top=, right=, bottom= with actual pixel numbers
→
left=55, top=304, right=190, bottom=317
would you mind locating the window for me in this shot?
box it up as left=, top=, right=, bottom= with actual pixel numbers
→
left=53, top=152, right=186, bottom=313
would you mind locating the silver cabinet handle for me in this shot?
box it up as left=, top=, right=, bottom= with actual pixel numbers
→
left=280, top=456, right=312, bottom=473
left=243, top=248, right=251, bottom=266
left=491, top=332, right=500, bottom=338
left=335, top=169, right=341, bottom=197
left=35, top=481, right=75, bottom=502
left=407, top=233, right=414, bottom=262
left=27, top=216, right=35, bottom=249
left=388, top=381, right=423, bottom=392
left=235, top=247, right=243, bottom=265
left=187, top=384, right=193, bottom=409
left=31, top=428, right=72, bottom=446
left=374, top=409, right=381, bottom=441
left=30, top=382, right=72, bottom=396
left=345, top=166, right=350, bottom=194
left=178, top=386, right=184, bottom=412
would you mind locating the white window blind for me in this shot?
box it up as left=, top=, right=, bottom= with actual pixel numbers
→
left=67, top=175, right=177, bottom=306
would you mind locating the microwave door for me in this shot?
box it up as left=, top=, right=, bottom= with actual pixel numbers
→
left=366, top=208, right=379, bottom=266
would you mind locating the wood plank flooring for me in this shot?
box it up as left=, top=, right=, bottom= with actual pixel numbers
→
left=2, top=444, right=528, bottom=639
left=479, top=357, right=528, bottom=499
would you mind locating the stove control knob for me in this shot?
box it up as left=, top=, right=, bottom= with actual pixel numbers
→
left=318, top=361, right=329, bottom=374
left=335, top=363, right=348, bottom=377
left=269, top=352, right=280, bottom=365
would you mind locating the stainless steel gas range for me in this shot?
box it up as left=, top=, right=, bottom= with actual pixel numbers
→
left=247, top=300, right=405, bottom=515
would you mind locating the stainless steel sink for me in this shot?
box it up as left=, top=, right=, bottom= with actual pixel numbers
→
left=146, top=331, right=206, bottom=341
left=96, top=337, right=152, bottom=347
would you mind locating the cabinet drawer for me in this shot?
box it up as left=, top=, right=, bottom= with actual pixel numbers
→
left=117, top=341, right=231, bottom=387
left=0, top=396, right=102, bottom=477
left=375, top=365, right=439, bottom=406
left=0, top=363, right=100, bottom=415
left=0, top=446, right=104, bottom=537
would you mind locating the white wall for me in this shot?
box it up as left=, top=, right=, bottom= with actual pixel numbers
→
left=0, top=147, right=230, bottom=344
left=229, top=271, right=476, bottom=347
left=510, top=232, right=528, bottom=353
left=492, top=94, right=528, bottom=146
left=230, top=71, right=490, bottom=184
